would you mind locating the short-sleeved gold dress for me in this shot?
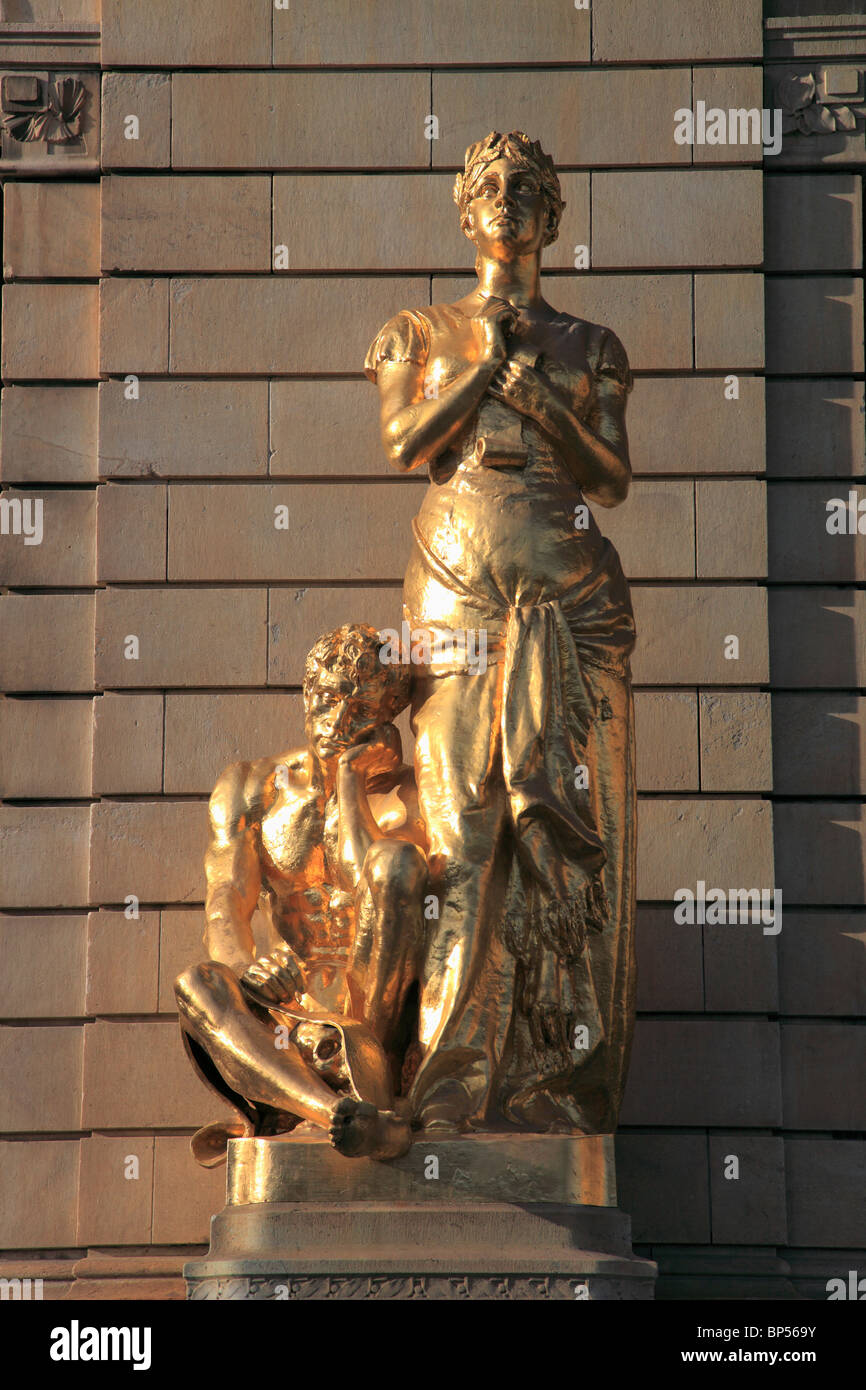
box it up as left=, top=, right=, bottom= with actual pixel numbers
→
left=365, top=301, right=637, bottom=1134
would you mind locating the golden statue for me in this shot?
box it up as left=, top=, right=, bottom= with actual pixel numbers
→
left=178, top=130, right=637, bottom=1170
left=175, top=624, right=428, bottom=1164
left=364, top=131, right=637, bottom=1136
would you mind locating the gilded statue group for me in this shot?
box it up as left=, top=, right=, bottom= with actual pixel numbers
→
left=176, top=131, right=638, bottom=1166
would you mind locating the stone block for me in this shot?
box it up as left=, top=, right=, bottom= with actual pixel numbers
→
left=766, top=380, right=865, bottom=479
left=0, top=697, right=93, bottom=798
left=436, top=274, right=692, bottom=372
left=770, top=482, right=866, bottom=582
left=152, top=1135, right=228, bottom=1245
left=593, top=0, right=762, bottom=60
left=66, top=1275, right=185, bottom=1300
left=0, top=1140, right=80, bottom=1246
left=785, top=1139, right=866, bottom=1248
left=703, top=921, right=779, bottom=1012
left=103, top=176, right=271, bottom=274
left=2, top=284, right=98, bottom=380
left=636, top=798, right=774, bottom=901
left=172, top=73, right=429, bottom=169
left=708, top=1137, right=787, bottom=1245
left=0, top=386, right=98, bottom=484
left=0, top=488, right=96, bottom=587
left=766, top=278, right=864, bottom=374
left=99, top=379, right=269, bottom=478
left=274, top=173, right=483, bottom=272
left=629, top=376, right=765, bottom=475
left=0, top=1026, right=83, bottom=1132
left=89, top=799, right=208, bottom=906
left=101, top=72, right=171, bottom=169
left=769, top=588, right=866, bottom=688
left=97, top=482, right=166, bottom=582
left=782, top=1024, right=866, bottom=1130
left=167, top=482, right=420, bottom=583
left=164, top=692, right=304, bottom=795
left=779, top=911, right=866, bottom=1016
left=77, top=1135, right=154, bottom=1246
left=3, top=182, right=100, bottom=279
left=274, top=1, right=589, bottom=65
left=270, top=381, right=386, bottom=477
left=772, top=694, right=864, bottom=796
left=85, top=910, right=160, bottom=1014
left=700, top=691, right=772, bottom=792
left=0, top=806, right=90, bottom=909
left=692, top=66, right=766, bottom=164
left=595, top=480, right=695, bottom=579
left=170, top=276, right=428, bottom=375
left=95, top=588, right=268, bottom=688
left=765, top=175, right=862, bottom=272
left=593, top=171, right=762, bottom=269
left=615, top=1135, right=710, bottom=1243
left=92, top=692, right=164, bottom=795
left=694, top=273, right=764, bottom=369
left=621, top=1019, right=781, bottom=1126
left=81, top=1020, right=216, bottom=1128
left=100, top=277, right=168, bottom=375
left=433, top=69, right=691, bottom=169
left=268, top=586, right=403, bottom=685
left=158, top=908, right=206, bottom=1013
left=696, top=479, right=767, bottom=579
left=103, top=0, right=271, bottom=66
left=631, top=586, right=769, bottom=685
left=635, top=906, right=704, bottom=1012
left=0, top=915, right=87, bottom=1019
left=774, top=801, right=866, bottom=906
left=634, top=691, right=699, bottom=792
left=0, top=593, right=95, bottom=692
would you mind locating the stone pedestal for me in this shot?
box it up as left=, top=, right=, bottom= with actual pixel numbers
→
left=184, top=1133, right=657, bottom=1301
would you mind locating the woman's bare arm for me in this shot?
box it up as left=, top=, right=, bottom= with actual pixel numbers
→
left=376, top=298, right=516, bottom=473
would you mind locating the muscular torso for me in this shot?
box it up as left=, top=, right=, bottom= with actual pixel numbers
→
left=254, top=751, right=418, bottom=965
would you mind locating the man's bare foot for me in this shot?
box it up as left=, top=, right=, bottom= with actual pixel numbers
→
left=328, top=1097, right=411, bottom=1160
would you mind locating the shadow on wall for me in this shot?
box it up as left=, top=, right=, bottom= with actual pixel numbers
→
left=766, top=189, right=865, bottom=916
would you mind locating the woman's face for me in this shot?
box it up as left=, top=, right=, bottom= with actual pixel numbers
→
left=464, top=157, right=549, bottom=260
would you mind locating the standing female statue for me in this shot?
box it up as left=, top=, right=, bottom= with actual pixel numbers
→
left=365, top=131, right=637, bottom=1138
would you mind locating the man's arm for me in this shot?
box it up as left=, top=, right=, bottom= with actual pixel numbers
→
left=203, top=762, right=263, bottom=974
left=335, top=725, right=406, bottom=890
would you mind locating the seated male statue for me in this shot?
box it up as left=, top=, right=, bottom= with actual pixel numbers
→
left=175, top=624, right=428, bottom=1164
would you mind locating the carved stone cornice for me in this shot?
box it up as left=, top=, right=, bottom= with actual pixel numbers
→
left=765, top=15, right=866, bottom=61
left=0, top=21, right=100, bottom=68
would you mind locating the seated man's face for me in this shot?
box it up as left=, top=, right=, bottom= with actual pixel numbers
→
left=305, top=669, right=387, bottom=763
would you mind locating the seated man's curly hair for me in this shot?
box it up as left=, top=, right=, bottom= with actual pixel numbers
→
left=303, top=623, right=411, bottom=721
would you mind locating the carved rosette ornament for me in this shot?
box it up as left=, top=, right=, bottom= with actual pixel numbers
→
left=1, top=74, right=86, bottom=141
left=776, top=67, right=866, bottom=135
left=0, top=70, right=98, bottom=169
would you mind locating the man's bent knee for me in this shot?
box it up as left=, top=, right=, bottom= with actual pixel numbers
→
left=175, top=959, right=240, bottom=1027
left=363, top=839, right=427, bottom=898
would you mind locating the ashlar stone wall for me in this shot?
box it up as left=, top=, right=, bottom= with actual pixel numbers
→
left=0, top=0, right=862, bottom=1300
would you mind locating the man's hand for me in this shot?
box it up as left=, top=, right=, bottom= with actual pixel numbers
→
left=240, top=945, right=306, bottom=1008
left=487, top=358, right=564, bottom=426
left=338, top=723, right=402, bottom=781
